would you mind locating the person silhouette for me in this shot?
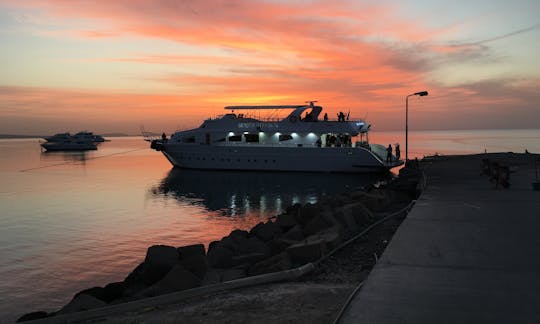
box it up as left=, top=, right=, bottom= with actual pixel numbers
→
left=395, top=143, right=400, bottom=161
left=386, top=144, right=393, bottom=163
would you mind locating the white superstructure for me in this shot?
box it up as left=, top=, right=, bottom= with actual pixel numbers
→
left=150, top=102, right=402, bottom=172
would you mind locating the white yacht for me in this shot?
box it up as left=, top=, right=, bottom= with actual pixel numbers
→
left=44, top=131, right=106, bottom=143
left=150, top=102, right=402, bottom=172
left=41, top=140, right=97, bottom=151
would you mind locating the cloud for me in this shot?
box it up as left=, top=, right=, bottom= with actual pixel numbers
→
left=1, top=1, right=539, bottom=133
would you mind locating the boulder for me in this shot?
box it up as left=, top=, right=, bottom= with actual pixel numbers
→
left=75, top=282, right=126, bottom=303
left=207, top=246, right=234, bottom=268
left=137, top=264, right=201, bottom=297
left=231, top=252, right=268, bottom=266
left=350, top=202, right=374, bottom=227
left=17, top=311, right=49, bottom=322
left=334, top=206, right=360, bottom=234
left=249, top=252, right=292, bottom=276
left=202, top=269, right=221, bottom=286
left=145, top=245, right=179, bottom=268
left=282, top=224, right=304, bottom=241
left=269, top=237, right=301, bottom=255
left=250, top=220, right=282, bottom=242
left=73, top=286, right=105, bottom=302
left=296, top=203, right=319, bottom=225
left=177, top=244, right=205, bottom=259
left=241, top=236, right=271, bottom=256
left=229, top=229, right=249, bottom=241
left=276, top=212, right=298, bottom=230
left=285, top=227, right=343, bottom=265
left=309, top=225, right=343, bottom=251
left=179, top=254, right=207, bottom=279
left=58, top=294, right=106, bottom=315
left=220, top=268, right=246, bottom=282
left=286, top=240, right=324, bottom=265
left=302, top=214, right=332, bottom=236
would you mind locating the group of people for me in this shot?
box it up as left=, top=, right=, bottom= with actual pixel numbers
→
left=386, top=143, right=400, bottom=163
left=337, top=111, right=348, bottom=122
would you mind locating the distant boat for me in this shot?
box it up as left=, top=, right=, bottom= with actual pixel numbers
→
left=40, top=140, right=97, bottom=151
left=43, top=131, right=107, bottom=143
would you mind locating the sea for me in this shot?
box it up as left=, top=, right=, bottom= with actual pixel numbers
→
left=1, top=129, right=539, bottom=322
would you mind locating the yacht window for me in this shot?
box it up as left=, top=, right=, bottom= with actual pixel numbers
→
left=182, top=137, right=195, bottom=143
left=279, top=134, right=293, bottom=141
left=245, top=134, right=259, bottom=143
left=216, top=138, right=226, bottom=142
left=228, top=135, right=242, bottom=142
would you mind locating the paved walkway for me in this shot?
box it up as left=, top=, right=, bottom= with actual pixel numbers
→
left=339, top=153, right=540, bottom=324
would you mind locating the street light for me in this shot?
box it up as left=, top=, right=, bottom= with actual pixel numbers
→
left=405, top=90, right=428, bottom=162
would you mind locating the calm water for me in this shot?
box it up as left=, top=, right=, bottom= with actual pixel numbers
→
left=1, top=129, right=539, bottom=322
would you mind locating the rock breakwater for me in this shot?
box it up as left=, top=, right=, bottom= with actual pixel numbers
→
left=17, top=166, right=422, bottom=323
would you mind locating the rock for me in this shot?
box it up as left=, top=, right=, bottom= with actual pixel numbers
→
left=58, top=293, right=106, bottom=315
left=201, top=269, right=221, bottom=285
left=220, top=268, right=246, bottom=281
left=16, top=311, right=49, bottom=322
left=350, top=202, right=374, bottom=227
left=285, top=227, right=343, bottom=265
left=276, top=212, right=298, bottom=230
left=145, top=245, right=179, bottom=268
left=179, top=254, right=207, bottom=279
left=250, top=220, right=282, bottom=242
left=240, top=236, right=271, bottom=257
left=334, top=206, right=360, bottom=234
left=269, top=237, right=301, bottom=255
left=302, top=214, right=332, bottom=236
left=249, top=252, right=292, bottom=275
left=282, top=224, right=305, bottom=241
left=177, top=244, right=206, bottom=259
left=137, top=264, right=202, bottom=297
left=231, top=252, right=268, bottom=266
left=229, top=229, right=249, bottom=241
left=101, top=282, right=127, bottom=303
left=285, top=203, right=301, bottom=216
left=296, top=203, right=320, bottom=225
left=207, top=246, right=234, bottom=268
left=286, top=240, right=324, bottom=265
left=308, top=225, right=343, bottom=251
left=74, top=286, right=105, bottom=302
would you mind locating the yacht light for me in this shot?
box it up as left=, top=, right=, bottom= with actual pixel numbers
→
left=228, top=132, right=235, bottom=136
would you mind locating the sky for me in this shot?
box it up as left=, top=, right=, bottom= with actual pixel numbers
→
left=0, top=0, right=539, bottom=135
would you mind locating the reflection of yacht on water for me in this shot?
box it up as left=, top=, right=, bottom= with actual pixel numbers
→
left=151, top=168, right=385, bottom=217
left=150, top=102, right=403, bottom=172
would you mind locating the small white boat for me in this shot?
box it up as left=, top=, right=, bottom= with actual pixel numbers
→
left=44, top=131, right=107, bottom=143
left=150, top=102, right=403, bottom=172
left=40, top=140, right=97, bottom=151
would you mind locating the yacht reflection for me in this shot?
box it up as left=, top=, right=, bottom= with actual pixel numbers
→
left=151, top=169, right=387, bottom=217
left=40, top=151, right=90, bottom=163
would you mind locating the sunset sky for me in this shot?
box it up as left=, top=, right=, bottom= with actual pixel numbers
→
left=1, top=0, right=539, bottom=135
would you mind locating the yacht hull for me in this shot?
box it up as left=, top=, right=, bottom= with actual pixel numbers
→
left=160, top=144, right=400, bottom=173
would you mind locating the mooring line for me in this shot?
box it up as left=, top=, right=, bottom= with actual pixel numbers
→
left=19, top=148, right=149, bottom=172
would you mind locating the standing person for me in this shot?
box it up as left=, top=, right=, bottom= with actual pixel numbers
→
left=386, top=144, right=393, bottom=163
left=395, top=143, right=400, bottom=161
left=323, top=113, right=328, bottom=121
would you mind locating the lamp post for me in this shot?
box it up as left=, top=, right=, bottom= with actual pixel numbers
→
left=405, top=90, right=428, bottom=162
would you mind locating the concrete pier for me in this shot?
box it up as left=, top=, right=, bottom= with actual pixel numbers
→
left=340, top=153, right=540, bottom=323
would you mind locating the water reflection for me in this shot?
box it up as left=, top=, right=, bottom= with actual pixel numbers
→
left=40, top=150, right=91, bottom=163
left=151, top=169, right=387, bottom=217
